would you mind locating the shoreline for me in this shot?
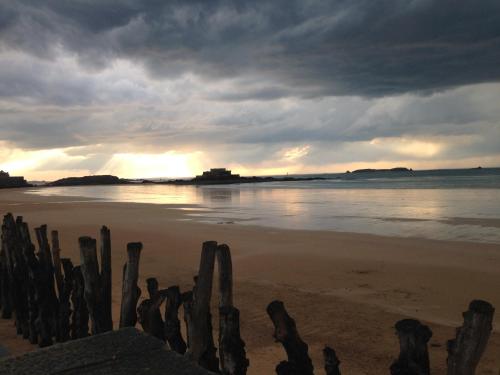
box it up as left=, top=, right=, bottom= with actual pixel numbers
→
left=0, top=188, right=499, bottom=373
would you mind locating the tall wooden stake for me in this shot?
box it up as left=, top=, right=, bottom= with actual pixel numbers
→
left=99, top=226, right=113, bottom=332
left=119, top=242, right=142, bottom=328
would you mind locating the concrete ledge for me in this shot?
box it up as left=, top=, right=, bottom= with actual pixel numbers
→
left=0, top=328, right=213, bottom=375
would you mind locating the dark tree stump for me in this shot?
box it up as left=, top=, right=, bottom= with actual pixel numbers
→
left=323, top=346, right=341, bottom=375
left=447, top=300, right=495, bottom=375
left=99, top=226, right=113, bottom=332
left=165, top=285, right=187, bottom=354
left=390, top=319, right=432, bottom=375
left=266, top=300, right=314, bottom=375
left=119, top=242, right=142, bottom=328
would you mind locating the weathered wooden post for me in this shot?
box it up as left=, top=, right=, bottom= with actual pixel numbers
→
left=323, top=346, right=341, bottom=375
left=119, top=242, right=142, bottom=328
left=217, top=244, right=248, bottom=375
left=70, top=266, right=89, bottom=339
left=51, top=230, right=64, bottom=298
left=219, top=306, right=249, bottom=375
left=19, top=221, right=40, bottom=344
left=57, top=258, right=73, bottom=342
left=34, top=225, right=59, bottom=341
left=0, top=214, right=14, bottom=319
left=185, top=241, right=219, bottom=372
left=80, top=236, right=107, bottom=335
left=447, top=300, right=495, bottom=375
left=266, top=300, right=314, bottom=375
left=390, top=319, right=432, bottom=375
left=165, top=285, right=187, bottom=354
left=99, top=226, right=113, bottom=332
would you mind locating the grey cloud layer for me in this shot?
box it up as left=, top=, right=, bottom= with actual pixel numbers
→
left=2, top=0, right=500, bottom=97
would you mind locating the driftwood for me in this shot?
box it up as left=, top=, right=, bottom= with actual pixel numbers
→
left=390, top=319, right=432, bottom=375
left=323, top=346, right=341, bottom=375
left=267, top=300, right=314, bottom=375
left=165, top=285, right=187, bottom=354
left=70, top=266, right=89, bottom=339
left=447, top=300, right=495, bottom=375
left=99, top=226, right=113, bottom=332
left=119, top=242, right=142, bottom=328
left=186, top=241, right=219, bottom=372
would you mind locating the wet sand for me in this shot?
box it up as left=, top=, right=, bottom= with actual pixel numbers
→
left=0, top=188, right=498, bottom=374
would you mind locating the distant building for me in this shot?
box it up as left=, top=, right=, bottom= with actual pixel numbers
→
left=0, top=170, right=30, bottom=188
left=194, top=168, right=240, bottom=181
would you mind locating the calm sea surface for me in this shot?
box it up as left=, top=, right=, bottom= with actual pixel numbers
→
left=28, top=168, right=500, bottom=244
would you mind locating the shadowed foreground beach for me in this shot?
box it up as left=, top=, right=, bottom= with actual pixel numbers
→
left=0, top=189, right=498, bottom=374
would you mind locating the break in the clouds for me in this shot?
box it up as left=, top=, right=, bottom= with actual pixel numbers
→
left=0, top=0, right=500, bottom=179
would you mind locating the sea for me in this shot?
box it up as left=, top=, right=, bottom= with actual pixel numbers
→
left=28, top=168, right=500, bottom=244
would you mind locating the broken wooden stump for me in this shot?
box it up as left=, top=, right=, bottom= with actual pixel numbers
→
left=99, top=225, right=113, bottom=332
left=267, top=300, right=314, bottom=375
left=137, top=277, right=166, bottom=342
left=323, top=346, right=341, bottom=375
left=390, top=319, right=431, bottom=375
left=447, top=300, right=495, bottom=375
left=219, top=306, right=249, bottom=375
left=119, top=242, right=142, bottom=328
left=165, top=285, right=187, bottom=354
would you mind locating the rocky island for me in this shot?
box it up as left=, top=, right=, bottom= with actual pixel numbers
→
left=48, top=175, right=128, bottom=186
left=147, top=168, right=326, bottom=185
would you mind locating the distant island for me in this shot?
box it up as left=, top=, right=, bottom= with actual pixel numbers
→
left=146, top=168, right=326, bottom=185
left=0, top=170, right=31, bottom=189
left=48, top=175, right=127, bottom=186
left=350, top=167, right=412, bottom=173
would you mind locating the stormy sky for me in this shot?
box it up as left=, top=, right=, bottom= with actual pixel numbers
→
left=1, top=0, right=500, bottom=179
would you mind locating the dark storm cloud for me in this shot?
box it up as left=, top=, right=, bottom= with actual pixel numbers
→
left=1, top=0, right=500, bottom=98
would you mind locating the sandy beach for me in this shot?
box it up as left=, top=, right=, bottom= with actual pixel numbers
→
left=0, top=188, right=498, bottom=374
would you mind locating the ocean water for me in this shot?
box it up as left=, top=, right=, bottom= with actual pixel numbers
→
left=28, top=168, right=500, bottom=244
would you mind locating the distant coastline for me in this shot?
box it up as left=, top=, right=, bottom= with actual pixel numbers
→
left=13, top=166, right=500, bottom=188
